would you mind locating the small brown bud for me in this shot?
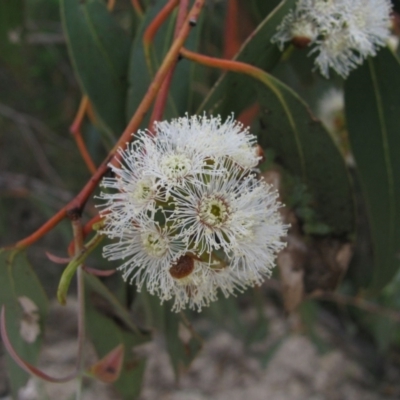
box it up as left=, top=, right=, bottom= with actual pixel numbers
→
left=169, top=255, right=195, bottom=280
left=291, top=36, right=312, bottom=49
left=256, top=145, right=265, bottom=163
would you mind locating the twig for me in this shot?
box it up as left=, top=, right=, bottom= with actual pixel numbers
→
left=131, top=0, right=144, bottom=17
left=70, top=96, right=97, bottom=174
left=143, top=0, right=180, bottom=76
left=107, top=0, right=116, bottom=11
left=149, top=0, right=190, bottom=128
left=223, top=0, right=241, bottom=58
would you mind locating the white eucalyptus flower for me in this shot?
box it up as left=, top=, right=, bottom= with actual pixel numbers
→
left=153, top=114, right=261, bottom=168
left=272, top=0, right=392, bottom=78
left=102, top=215, right=186, bottom=288
left=98, top=115, right=288, bottom=311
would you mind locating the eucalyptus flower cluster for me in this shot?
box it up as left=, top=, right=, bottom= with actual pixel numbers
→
left=272, top=0, right=392, bottom=78
left=98, top=115, right=288, bottom=311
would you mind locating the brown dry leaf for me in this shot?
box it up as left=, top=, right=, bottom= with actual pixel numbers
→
left=88, top=344, right=124, bottom=383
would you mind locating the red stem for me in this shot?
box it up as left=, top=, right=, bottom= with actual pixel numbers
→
left=70, top=97, right=97, bottom=174
left=179, top=47, right=270, bottom=84
left=149, top=0, right=190, bottom=129
left=131, top=0, right=144, bottom=17
left=143, top=0, right=179, bottom=45
left=223, top=0, right=241, bottom=59
left=73, top=131, right=97, bottom=174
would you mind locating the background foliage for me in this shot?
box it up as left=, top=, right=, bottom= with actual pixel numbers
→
left=1, top=0, right=400, bottom=398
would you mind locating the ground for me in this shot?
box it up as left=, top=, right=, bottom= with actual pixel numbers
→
left=1, top=297, right=399, bottom=400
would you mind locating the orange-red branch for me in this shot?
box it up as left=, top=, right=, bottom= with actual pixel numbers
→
left=9, top=0, right=205, bottom=250
left=223, top=0, right=241, bottom=59
left=149, top=0, right=190, bottom=128
left=73, top=131, right=97, bottom=174
left=131, top=0, right=144, bottom=17
left=70, top=96, right=97, bottom=174
left=143, top=0, right=179, bottom=46
left=70, top=96, right=89, bottom=134
left=180, top=47, right=265, bottom=80
left=12, top=208, right=67, bottom=249
left=107, top=0, right=116, bottom=11
left=143, top=0, right=179, bottom=75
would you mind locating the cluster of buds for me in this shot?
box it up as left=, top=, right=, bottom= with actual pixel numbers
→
left=98, top=115, right=288, bottom=311
left=272, top=0, right=392, bottom=78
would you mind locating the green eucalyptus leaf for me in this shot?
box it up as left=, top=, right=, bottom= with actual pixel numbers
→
left=255, top=73, right=354, bottom=235
left=60, top=0, right=130, bottom=141
left=0, top=250, right=48, bottom=398
left=247, top=0, right=282, bottom=23
left=345, top=48, right=400, bottom=291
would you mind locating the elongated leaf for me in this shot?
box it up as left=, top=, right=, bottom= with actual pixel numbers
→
left=85, top=274, right=150, bottom=398
left=61, top=0, right=130, bottom=140
left=199, top=0, right=297, bottom=116
left=0, top=250, right=48, bottom=398
left=255, top=74, right=354, bottom=234
left=345, top=48, right=400, bottom=291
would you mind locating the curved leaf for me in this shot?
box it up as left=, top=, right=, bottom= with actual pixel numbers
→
left=255, top=74, right=354, bottom=235
left=61, top=0, right=130, bottom=140
left=0, top=250, right=48, bottom=398
left=345, top=48, right=400, bottom=291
